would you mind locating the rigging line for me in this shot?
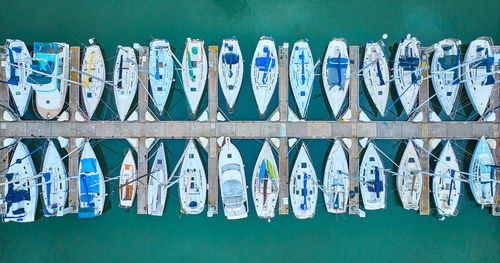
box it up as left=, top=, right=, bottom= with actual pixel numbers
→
left=384, top=69, right=425, bottom=115
left=449, top=139, right=474, bottom=158
left=415, top=143, right=466, bottom=179
left=370, top=141, right=399, bottom=168
left=0, top=140, right=49, bottom=175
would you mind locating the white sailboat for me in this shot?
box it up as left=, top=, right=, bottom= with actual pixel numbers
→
left=469, top=137, right=495, bottom=206
left=119, top=149, right=137, bottom=210
left=182, top=38, right=207, bottom=117
left=432, top=141, right=461, bottom=217
left=113, top=46, right=138, bottom=121
left=323, top=139, right=349, bottom=214
left=431, top=39, right=462, bottom=116
left=251, top=36, right=279, bottom=118
left=78, top=141, right=105, bottom=218
left=394, top=35, right=422, bottom=115
left=464, top=37, right=495, bottom=116
left=251, top=140, right=279, bottom=219
left=179, top=139, right=207, bottom=215
left=28, top=42, right=69, bottom=120
left=41, top=140, right=68, bottom=217
left=219, top=137, right=248, bottom=220
left=149, top=39, right=174, bottom=115
left=290, top=144, right=318, bottom=219
left=81, top=44, right=105, bottom=119
left=148, top=143, right=168, bottom=216
left=290, top=40, right=314, bottom=119
left=322, top=38, right=350, bottom=118
left=359, top=142, right=386, bottom=210
left=4, top=39, right=32, bottom=117
left=396, top=141, right=422, bottom=210
left=1, top=141, right=37, bottom=223
left=363, top=41, right=390, bottom=116
left=219, top=38, right=244, bottom=113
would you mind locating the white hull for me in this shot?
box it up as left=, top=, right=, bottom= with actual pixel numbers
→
left=148, top=143, right=168, bottom=216
left=81, top=45, right=105, bottom=119
left=396, top=141, right=422, bottom=210
left=119, top=149, right=137, bottom=209
left=290, top=144, right=318, bottom=219
left=219, top=38, right=244, bottom=112
left=29, top=42, right=69, bottom=120
left=78, top=141, right=105, bottom=218
left=113, top=46, right=138, bottom=121
left=322, top=39, right=350, bottom=117
left=219, top=137, right=248, bottom=220
left=469, top=137, right=495, bottom=206
left=5, top=39, right=32, bottom=116
left=394, top=36, right=422, bottom=115
left=360, top=142, right=386, bottom=210
left=431, top=39, right=461, bottom=116
left=251, top=36, right=278, bottom=117
left=323, top=139, right=349, bottom=214
left=179, top=140, right=207, bottom=214
left=290, top=40, right=314, bottom=119
left=1, top=142, right=37, bottom=223
left=182, top=38, right=207, bottom=116
left=251, top=140, right=279, bottom=219
left=149, top=40, right=174, bottom=114
left=432, top=141, right=461, bottom=217
left=464, top=37, right=494, bottom=116
left=363, top=42, right=389, bottom=116
left=42, top=140, right=68, bottom=217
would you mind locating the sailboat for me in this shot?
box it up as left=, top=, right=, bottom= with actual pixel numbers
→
left=119, top=149, right=137, bottom=210
left=290, top=39, right=314, bottom=119
left=322, top=38, right=350, bottom=118
left=149, top=39, right=174, bottom=115
left=4, top=39, right=32, bottom=117
left=178, top=139, right=206, bottom=214
left=290, top=144, right=318, bottom=219
left=359, top=142, right=386, bottom=210
left=396, top=140, right=422, bottom=210
left=432, top=141, right=461, bottom=217
left=0, top=141, right=37, bottom=223
left=148, top=142, right=168, bottom=216
left=81, top=44, right=105, bottom=119
left=431, top=39, right=462, bottom=116
left=181, top=38, right=207, bottom=117
left=219, top=137, right=248, bottom=220
left=251, top=36, right=279, bottom=118
left=251, top=140, right=279, bottom=219
left=394, top=35, right=422, bottom=116
left=78, top=141, right=105, bottom=218
left=363, top=41, right=390, bottom=116
left=464, top=37, right=495, bottom=116
left=113, top=46, right=138, bottom=121
left=219, top=38, right=244, bottom=113
left=27, top=42, right=69, bottom=120
left=323, top=139, right=349, bottom=214
left=41, top=140, right=68, bottom=217
left=469, top=137, right=495, bottom=206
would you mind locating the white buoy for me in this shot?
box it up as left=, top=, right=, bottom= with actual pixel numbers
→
left=406, top=34, right=411, bottom=39
left=57, top=136, right=69, bottom=148
left=429, top=139, right=441, bottom=150
left=75, top=138, right=86, bottom=148
left=216, top=137, right=225, bottom=147
left=288, top=138, right=298, bottom=148
left=2, top=111, right=15, bottom=121
left=382, top=34, right=388, bottom=40
left=483, top=112, right=495, bottom=122
left=197, top=109, right=209, bottom=122
left=411, top=112, right=423, bottom=122
left=145, top=111, right=156, bottom=122
left=342, top=138, right=352, bottom=149
left=145, top=138, right=156, bottom=149
left=3, top=138, right=16, bottom=148
left=216, top=111, right=226, bottom=122
left=198, top=137, right=209, bottom=150
left=359, top=137, right=368, bottom=148
left=341, top=109, right=352, bottom=121
left=127, top=138, right=138, bottom=149
left=269, top=137, right=280, bottom=149
left=127, top=111, right=139, bottom=121
left=413, top=139, right=424, bottom=149
left=359, top=111, right=370, bottom=122
left=57, top=111, right=70, bottom=122
left=75, top=111, right=86, bottom=122
left=429, top=111, right=441, bottom=122
left=486, top=139, right=496, bottom=150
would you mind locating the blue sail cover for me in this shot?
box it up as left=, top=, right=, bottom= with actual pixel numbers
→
left=259, top=160, right=266, bottom=184
left=300, top=173, right=308, bottom=210
left=255, top=46, right=275, bottom=84
left=327, top=54, right=348, bottom=86
left=447, top=170, right=456, bottom=205
left=5, top=182, right=30, bottom=216
left=42, top=173, right=53, bottom=212
left=7, top=48, right=19, bottom=86
left=81, top=158, right=97, bottom=173
left=367, top=167, right=383, bottom=198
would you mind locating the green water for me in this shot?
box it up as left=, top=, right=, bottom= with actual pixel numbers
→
left=1, top=0, right=500, bottom=262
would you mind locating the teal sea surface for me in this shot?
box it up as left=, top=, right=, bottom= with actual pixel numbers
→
left=1, top=0, right=499, bottom=262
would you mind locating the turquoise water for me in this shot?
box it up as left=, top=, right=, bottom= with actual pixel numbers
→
left=1, top=0, right=500, bottom=262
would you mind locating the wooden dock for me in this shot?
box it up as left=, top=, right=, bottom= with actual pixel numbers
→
left=348, top=46, right=361, bottom=215
left=207, top=46, right=219, bottom=216
left=418, top=51, right=431, bottom=215
left=491, top=46, right=500, bottom=216
left=136, top=46, right=149, bottom=214
left=278, top=43, right=289, bottom=215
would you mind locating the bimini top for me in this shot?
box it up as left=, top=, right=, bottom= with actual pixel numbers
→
left=255, top=46, right=276, bottom=84
left=27, top=43, right=61, bottom=86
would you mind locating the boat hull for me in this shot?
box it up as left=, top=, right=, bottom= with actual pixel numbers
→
left=219, top=38, right=244, bottom=112
left=81, top=45, right=105, bottom=119
left=149, top=40, right=174, bottom=114
left=5, top=39, right=32, bottom=117
left=363, top=42, right=389, bottom=116
left=359, top=142, right=386, bottom=210
left=179, top=140, right=207, bottom=214
left=322, top=39, right=350, bottom=118
left=394, top=36, right=422, bottom=116
left=290, top=40, right=314, bottom=119
left=290, top=144, right=318, bottom=219
left=251, top=140, right=279, bottom=219
left=251, top=37, right=278, bottom=118
left=113, top=46, right=138, bottom=121
left=182, top=38, right=207, bottom=117
left=323, top=139, right=349, bottom=214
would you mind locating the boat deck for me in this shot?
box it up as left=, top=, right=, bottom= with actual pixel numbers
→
left=0, top=44, right=498, bottom=217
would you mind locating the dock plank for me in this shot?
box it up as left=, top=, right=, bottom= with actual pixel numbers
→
left=418, top=51, right=431, bottom=215
left=208, top=46, right=218, bottom=122
left=348, top=46, right=361, bottom=216
left=136, top=47, right=149, bottom=215
left=207, top=46, right=219, bottom=216
left=418, top=140, right=430, bottom=215
left=69, top=46, right=81, bottom=120
left=67, top=138, right=79, bottom=213
left=278, top=137, right=289, bottom=215
left=278, top=43, right=289, bottom=215
left=491, top=45, right=500, bottom=216
left=279, top=43, right=289, bottom=122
